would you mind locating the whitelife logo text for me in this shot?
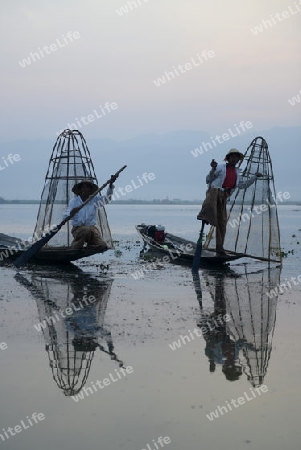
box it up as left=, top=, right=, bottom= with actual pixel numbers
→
left=206, top=385, right=268, bottom=421
left=153, top=50, right=215, bottom=87
left=0, top=413, right=45, bottom=443
left=18, top=32, right=80, bottom=68
left=191, top=121, right=253, bottom=158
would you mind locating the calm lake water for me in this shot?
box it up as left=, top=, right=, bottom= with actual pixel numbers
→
left=0, top=204, right=300, bottom=450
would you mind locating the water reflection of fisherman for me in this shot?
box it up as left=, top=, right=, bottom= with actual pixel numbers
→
left=65, top=276, right=124, bottom=366
left=66, top=303, right=123, bottom=366
left=15, top=271, right=123, bottom=397
left=198, top=275, right=243, bottom=382
left=195, top=266, right=280, bottom=387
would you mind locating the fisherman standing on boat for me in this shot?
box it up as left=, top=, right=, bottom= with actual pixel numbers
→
left=197, top=148, right=262, bottom=255
left=63, top=177, right=116, bottom=250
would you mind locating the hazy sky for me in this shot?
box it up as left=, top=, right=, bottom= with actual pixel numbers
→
left=1, top=0, right=300, bottom=141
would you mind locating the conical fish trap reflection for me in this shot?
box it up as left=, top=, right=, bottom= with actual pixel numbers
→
left=16, top=271, right=113, bottom=396
left=33, top=129, right=113, bottom=248
left=204, top=137, right=282, bottom=262
left=200, top=267, right=280, bottom=386
left=38, top=276, right=113, bottom=396
left=226, top=268, right=279, bottom=386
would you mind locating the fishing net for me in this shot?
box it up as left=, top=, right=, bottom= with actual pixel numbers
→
left=17, top=272, right=114, bottom=396
left=224, top=267, right=279, bottom=387
left=198, top=266, right=280, bottom=387
left=204, top=137, right=281, bottom=263
left=33, top=129, right=113, bottom=248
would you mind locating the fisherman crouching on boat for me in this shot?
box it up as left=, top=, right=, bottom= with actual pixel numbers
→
left=197, top=148, right=262, bottom=255
left=63, top=177, right=116, bottom=250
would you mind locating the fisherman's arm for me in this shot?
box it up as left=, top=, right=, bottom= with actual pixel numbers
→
left=237, top=172, right=263, bottom=189
left=206, top=159, right=219, bottom=184
left=97, top=186, right=114, bottom=206
left=94, top=174, right=117, bottom=206
left=62, top=198, right=81, bottom=222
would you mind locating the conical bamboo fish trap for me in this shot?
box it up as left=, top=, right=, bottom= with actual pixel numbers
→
left=204, top=137, right=282, bottom=263
left=33, top=129, right=113, bottom=249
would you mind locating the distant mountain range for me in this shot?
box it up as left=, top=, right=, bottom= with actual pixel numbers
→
left=0, top=126, right=300, bottom=201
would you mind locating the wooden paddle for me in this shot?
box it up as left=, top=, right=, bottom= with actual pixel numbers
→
left=192, top=270, right=203, bottom=308
left=13, top=165, right=127, bottom=269
left=191, top=221, right=205, bottom=273
left=96, top=343, right=125, bottom=368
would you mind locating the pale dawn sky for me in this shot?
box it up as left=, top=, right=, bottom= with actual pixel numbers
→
left=0, top=0, right=300, bottom=141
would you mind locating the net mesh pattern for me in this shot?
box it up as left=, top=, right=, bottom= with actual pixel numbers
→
left=32, top=273, right=113, bottom=396
left=204, top=137, right=281, bottom=262
left=224, top=268, right=279, bottom=387
left=33, top=129, right=113, bottom=248
left=201, top=267, right=280, bottom=387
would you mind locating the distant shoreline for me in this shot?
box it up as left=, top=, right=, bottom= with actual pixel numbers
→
left=0, top=200, right=201, bottom=205
left=0, top=200, right=300, bottom=206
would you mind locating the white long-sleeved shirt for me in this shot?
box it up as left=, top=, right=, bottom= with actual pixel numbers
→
left=206, top=163, right=257, bottom=197
left=63, top=187, right=113, bottom=226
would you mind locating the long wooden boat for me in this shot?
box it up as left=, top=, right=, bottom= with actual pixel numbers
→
left=136, top=224, right=243, bottom=264
left=0, top=233, right=106, bottom=264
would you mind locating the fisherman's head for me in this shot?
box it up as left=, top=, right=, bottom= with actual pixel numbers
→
left=225, top=148, right=244, bottom=167
left=79, top=182, right=93, bottom=199
left=222, top=363, right=243, bottom=381
left=72, top=337, right=98, bottom=351
left=72, top=179, right=98, bottom=200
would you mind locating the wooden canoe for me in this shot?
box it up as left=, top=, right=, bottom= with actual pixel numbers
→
left=0, top=233, right=107, bottom=265
left=135, top=224, right=243, bottom=264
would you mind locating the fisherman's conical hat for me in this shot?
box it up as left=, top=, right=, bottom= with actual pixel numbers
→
left=72, top=179, right=98, bottom=195
left=224, top=148, right=244, bottom=161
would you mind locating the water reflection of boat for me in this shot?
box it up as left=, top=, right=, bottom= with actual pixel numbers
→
left=15, top=269, right=123, bottom=396
left=193, top=266, right=280, bottom=386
